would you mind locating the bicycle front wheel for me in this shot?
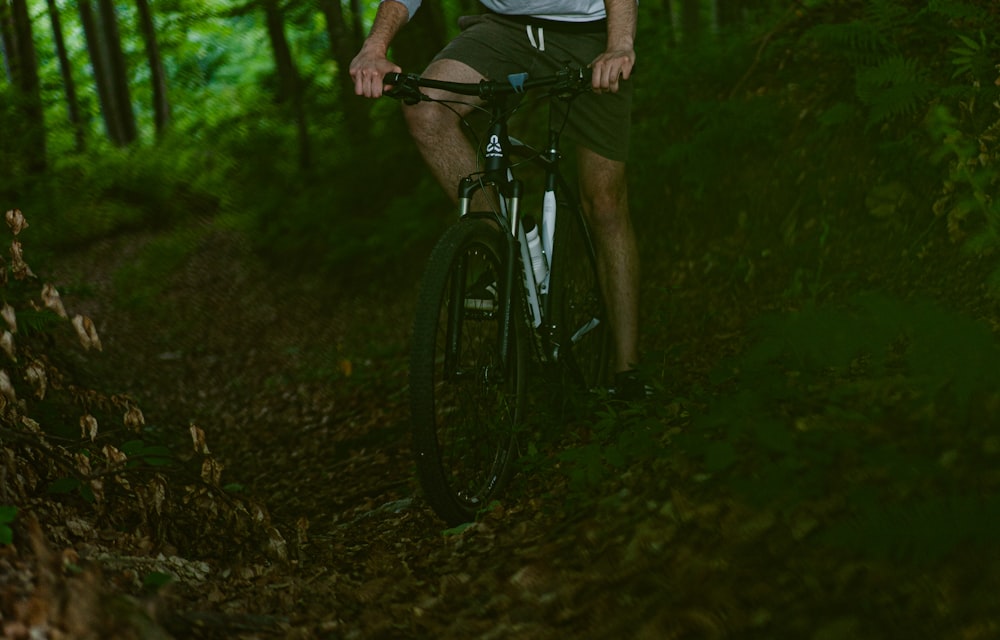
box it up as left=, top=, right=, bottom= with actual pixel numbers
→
left=409, top=218, right=526, bottom=526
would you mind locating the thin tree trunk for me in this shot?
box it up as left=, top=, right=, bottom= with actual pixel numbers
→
left=78, top=0, right=123, bottom=144
left=8, top=0, right=46, bottom=172
left=134, top=0, right=170, bottom=137
left=262, top=0, right=310, bottom=169
left=716, top=0, right=745, bottom=30
left=96, top=0, right=137, bottom=145
left=679, top=0, right=701, bottom=43
left=657, top=0, right=677, bottom=47
left=348, top=0, right=363, bottom=46
left=319, top=0, right=369, bottom=143
left=45, top=0, right=85, bottom=151
left=0, top=2, right=17, bottom=83
left=392, top=1, right=447, bottom=71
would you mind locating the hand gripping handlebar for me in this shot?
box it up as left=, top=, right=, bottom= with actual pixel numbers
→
left=382, top=67, right=593, bottom=104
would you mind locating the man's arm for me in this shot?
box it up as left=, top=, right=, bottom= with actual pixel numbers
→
left=592, top=0, right=637, bottom=93
left=349, top=1, right=410, bottom=98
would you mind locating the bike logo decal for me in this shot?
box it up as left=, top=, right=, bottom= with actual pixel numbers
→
left=486, top=135, right=503, bottom=158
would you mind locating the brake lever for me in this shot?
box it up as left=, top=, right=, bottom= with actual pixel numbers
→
left=383, top=72, right=424, bottom=105
left=552, top=67, right=592, bottom=99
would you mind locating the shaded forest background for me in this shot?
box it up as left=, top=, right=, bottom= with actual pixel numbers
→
left=2, top=0, right=995, bottom=280
left=2, top=0, right=1000, bottom=637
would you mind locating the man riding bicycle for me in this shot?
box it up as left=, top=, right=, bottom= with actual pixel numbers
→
left=350, top=0, right=644, bottom=399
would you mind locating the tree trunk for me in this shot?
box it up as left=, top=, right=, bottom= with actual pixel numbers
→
left=78, top=0, right=122, bottom=144
left=262, top=0, right=310, bottom=169
left=715, top=0, right=745, bottom=30
left=134, top=0, right=170, bottom=137
left=679, top=0, right=701, bottom=43
left=348, top=0, right=363, bottom=47
left=0, top=2, right=17, bottom=83
left=96, top=0, right=137, bottom=145
left=45, top=0, right=85, bottom=151
left=655, top=0, right=677, bottom=48
left=392, top=1, right=447, bottom=71
left=7, top=0, right=47, bottom=172
left=319, top=0, right=369, bottom=143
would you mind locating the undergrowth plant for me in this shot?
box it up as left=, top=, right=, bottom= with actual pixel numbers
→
left=679, top=293, right=1000, bottom=562
left=542, top=290, right=1000, bottom=564
left=0, top=209, right=285, bottom=563
left=0, top=505, right=16, bottom=544
left=631, top=0, right=1000, bottom=299
left=927, top=34, right=1000, bottom=289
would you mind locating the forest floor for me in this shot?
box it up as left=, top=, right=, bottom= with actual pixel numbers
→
left=4, top=202, right=1000, bottom=639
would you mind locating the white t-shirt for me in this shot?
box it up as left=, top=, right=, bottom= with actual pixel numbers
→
left=383, top=0, right=610, bottom=22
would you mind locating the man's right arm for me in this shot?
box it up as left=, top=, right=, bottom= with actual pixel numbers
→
left=349, top=1, right=411, bottom=98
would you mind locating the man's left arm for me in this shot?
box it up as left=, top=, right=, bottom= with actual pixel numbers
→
left=592, top=0, right=637, bottom=93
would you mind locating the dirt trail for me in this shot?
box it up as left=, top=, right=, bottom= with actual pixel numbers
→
left=13, top=216, right=1000, bottom=639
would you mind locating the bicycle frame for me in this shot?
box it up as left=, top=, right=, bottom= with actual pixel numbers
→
left=459, top=101, right=593, bottom=378
left=385, top=69, right=597, bottom=375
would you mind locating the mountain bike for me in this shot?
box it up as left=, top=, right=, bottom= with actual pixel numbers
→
left=384, top=67, right=609, bottom=526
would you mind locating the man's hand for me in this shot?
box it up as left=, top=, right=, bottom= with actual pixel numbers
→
left=349, top=47, right=400, bottom=99
left=590, top=47, right=635, bottom=94
left=593, top=0, right=637, bottom=93
left=348, top=0, right=408, bottom=98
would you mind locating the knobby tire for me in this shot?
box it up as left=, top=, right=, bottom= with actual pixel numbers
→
left=409, top=218, right=526, bottom=526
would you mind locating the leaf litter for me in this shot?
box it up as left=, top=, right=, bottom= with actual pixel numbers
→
left=1, top=208, right=999, bottom=638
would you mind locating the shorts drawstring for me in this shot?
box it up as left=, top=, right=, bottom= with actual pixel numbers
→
left=526, top=24, right=545, bottom=52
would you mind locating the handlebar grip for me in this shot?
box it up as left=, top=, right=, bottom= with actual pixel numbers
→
left=383, top=72, right=402, bottom=85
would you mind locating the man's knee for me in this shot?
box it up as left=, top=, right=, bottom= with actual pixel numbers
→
left=403, top=102, right=449, bottom=142
left=580, top=173, right=630, bottom=231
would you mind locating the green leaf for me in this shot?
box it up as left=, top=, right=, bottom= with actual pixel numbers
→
left=47, top=477, right=81, bottom=494
left=441, top=522, right=475, bottom=536
left=956, top=34, right=981, bottom=50
left=705, top=441, right=737, bottom=472
left=143, top=571, right=175, bottom=591
left=0, top=506, right=17, bottom=524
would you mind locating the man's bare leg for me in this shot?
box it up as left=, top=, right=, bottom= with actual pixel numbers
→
left=402, top=59, right=485, bottom=205
left=404, top=61, right=640, bottom=374
left=577, top=146, right=640, bottom=374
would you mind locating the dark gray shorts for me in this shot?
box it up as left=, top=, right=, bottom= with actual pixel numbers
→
left=431, top=14, right=633, bottom=163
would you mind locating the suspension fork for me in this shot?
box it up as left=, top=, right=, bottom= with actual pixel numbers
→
left=478, top=102, right=527, bottom=382
left=498, top=180, right=523, bottom=381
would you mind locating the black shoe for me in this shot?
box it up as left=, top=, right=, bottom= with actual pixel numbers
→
left=610, top=369, right=653, bottom=402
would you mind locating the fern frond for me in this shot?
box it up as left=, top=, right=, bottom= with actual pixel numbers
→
left=856, top=55, right=932, bottom=125
left=864, top=0, right=912, bottom=31
left=805, top=20, right=892, bottom=66
left=926, top=0, right=982, bottom=20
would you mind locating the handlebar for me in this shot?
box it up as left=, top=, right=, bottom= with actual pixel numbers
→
left=382, top=67, right=593, bottom=104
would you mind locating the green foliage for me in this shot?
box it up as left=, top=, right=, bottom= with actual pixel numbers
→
left=120, top=439, right=174, bottom=467
left=735, top=294, right=999, bottom=412
left=112, top=226, right=206, bottom=310
left=822, top=495, right=1000, bottom=563
left=0, top=505, right=16, bottom=545
left=532, top=394, right=672, bottom=502
left=632, top=0, right=1000, bottom=298
left=47, top=476, right=96, bottom=503
left=855, top=55, right=932, bottom=127
left=675, top=293, right=1000, bottom=561
left=142, top=571, right=175, bottom=592
left=926, top=102, right=1000, bottom=290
